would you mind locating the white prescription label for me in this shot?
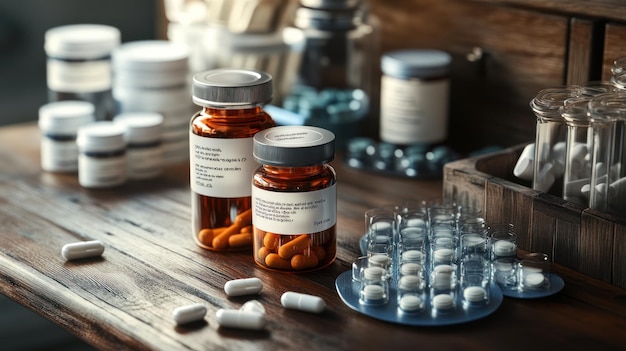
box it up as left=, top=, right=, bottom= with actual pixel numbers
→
left=252, top=185, right=337, bottom=235
left=190, top=134, right=256, bottom=198
left=47, top=59, right=112, bottom=93
left=380, top=75, right=449, bottom=145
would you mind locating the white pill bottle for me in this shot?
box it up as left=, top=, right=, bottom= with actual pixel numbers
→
left=379, top=49, right=451, bottom=146
left=76, top=121, right=127, bottom=188
left=45, top=24, right=121, bottom=121
left=38, top=100, right=95, bottom=172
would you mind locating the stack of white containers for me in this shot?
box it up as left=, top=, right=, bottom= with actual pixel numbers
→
left=111, top=40, right=193, bottom=165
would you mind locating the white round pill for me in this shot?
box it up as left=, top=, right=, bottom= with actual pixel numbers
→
left=401, top=250, right=423, bottom=262
left=216, top=309, right=265, bottom=330
left=224, top=277, right=263, bottom=297
left=368, top=254, right=390, bottom=268
left=432, top=294, right=454, bottom=310
left=434, top=248, right=454, bottom=263
left=400, top=262, right=422, bottom=276
left=363, top=266, right=385, bottom=281
left=362, top=284, right=385, bottom=301
left=493, top=240, right=516, bottom=256
left=399, top=295, right=423, bottom=312
left=464, top=286, right=486, bottom=302
left=172, top=303, right=207, bottom=325
left=280, top=291, right=326, bottom=314
left=398, top=275, right=421, bottom=290
left=524, top=272, right=545, bottom=288
left=61, top=240, right=105, bottom=261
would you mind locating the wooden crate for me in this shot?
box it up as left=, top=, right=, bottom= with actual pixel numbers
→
left=443, top=144, right=626, bottom=289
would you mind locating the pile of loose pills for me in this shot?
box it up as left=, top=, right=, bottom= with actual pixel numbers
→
left=344, top=138, right=460, bottom=179
left=59, top=240, right=326, bottom=331
left=172, top=277, right=326, bottom=331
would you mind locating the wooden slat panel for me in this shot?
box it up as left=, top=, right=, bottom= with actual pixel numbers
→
left=614, top=221, right=626, bottom=288
left=443, top=158, right=488, bottom=211
left=579, top=209, right=615, bottom=284
left=602, top=23, right=626, bottom=81
left=485, top=177, right=535, bottom=250
left=566, top=18, right=594, bottom=85
left=471, top=0, right=626, bottom=22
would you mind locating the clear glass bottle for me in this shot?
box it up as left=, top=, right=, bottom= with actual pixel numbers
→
left=252, top=125, right=337, bottom=272
left=45, top=24, right=121, bottom=121
left=588, top=91, right=626, bottom=216
left=530, top=86, right=581, bottom=196
left=280, top=0, right=378, bottom=147
left=190, top=68, right=275, bottom=251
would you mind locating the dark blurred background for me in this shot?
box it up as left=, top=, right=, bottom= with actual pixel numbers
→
left=0, top=0, right=162, bottom=126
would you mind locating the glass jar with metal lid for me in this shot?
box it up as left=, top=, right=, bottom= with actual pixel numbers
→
left=252, top=125, right=337, bottom=272
left=189, top=68, right=276, bottom=252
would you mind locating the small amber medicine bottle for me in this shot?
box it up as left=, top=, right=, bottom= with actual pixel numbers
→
left=190, top=69, right=275, bottom=251
left=252, top=126, right=337, bottom=272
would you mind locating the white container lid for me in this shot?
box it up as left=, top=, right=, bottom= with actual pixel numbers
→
left=112, top=40, right=190, bottom=88
left=38, top=101, right=96, bottom=134
left=381, top=49, right=451, bottom=79
left=45, top=24, right=121, bottom=59
left=114, top=112, right=164, bottom=144
left=113, top=83, right=192, bottom=110
left=77, top=121, right=127, bottom=152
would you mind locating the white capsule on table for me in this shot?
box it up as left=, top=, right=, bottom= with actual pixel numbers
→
left=172, top=303, right=207, bottom=325
left=240, top=300, right=266, bottom=315
left=61, top=240, right=105, bottom=261
left=281, top=291, right=326, bottom=314
left=224, top=277, right=263, bottom=297
left=215, top=309, right=265, bottom=330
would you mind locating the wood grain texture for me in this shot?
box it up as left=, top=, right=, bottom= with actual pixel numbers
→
left=364, top=0, right=568, bottom=151
left=602, top=23, right=626, bottom=81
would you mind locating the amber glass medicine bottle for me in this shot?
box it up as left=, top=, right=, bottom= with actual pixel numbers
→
left=190, top=69, right=275, bottom=251
left=252, top=126, right=337, bottom=272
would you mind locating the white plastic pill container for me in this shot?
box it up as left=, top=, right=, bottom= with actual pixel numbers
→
left=76, top=121, right=127, bottom=188
left=113, top=112, right=164, bottom=180
left=45, top=24, right=121, bottom=120
left=379, top=49, right=451, bottom=145
left=112, top=40, right=193, bottom=165
left=38, top=100, right=95, bottom=172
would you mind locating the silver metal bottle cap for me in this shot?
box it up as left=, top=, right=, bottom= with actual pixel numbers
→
left=192, top=69, right=273, bottom=108
left=253, top=126, right=335, bottom=166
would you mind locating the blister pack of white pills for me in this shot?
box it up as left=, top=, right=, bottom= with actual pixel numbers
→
left=335, top=204, right=505, bottom=326
left=335, top=204, right=565, bottom=326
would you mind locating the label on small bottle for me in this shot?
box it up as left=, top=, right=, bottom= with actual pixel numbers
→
left=380, top=75, right=449, bottom=145
left=47, top=59, right=111, bottom=93
left=190, top=134, right=256, bottom=198
left=252, top=185, right=337, bottom=234
left=41, top=138, right=79, bottom=172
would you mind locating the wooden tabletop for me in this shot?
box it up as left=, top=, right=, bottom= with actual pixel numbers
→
left=2, top=122, right=626, bottom=351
